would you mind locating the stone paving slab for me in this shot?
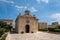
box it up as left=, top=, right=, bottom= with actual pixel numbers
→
left=6, top=32, right=60, bottom=40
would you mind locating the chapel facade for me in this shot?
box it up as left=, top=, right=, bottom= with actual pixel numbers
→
left=15, top=9, right=38, bottom=33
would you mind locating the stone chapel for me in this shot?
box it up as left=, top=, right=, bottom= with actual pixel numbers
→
left=15, top=8, right=38, bottom=33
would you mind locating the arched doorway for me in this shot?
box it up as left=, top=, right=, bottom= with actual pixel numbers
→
left=25, top=25, right=30, bottom=33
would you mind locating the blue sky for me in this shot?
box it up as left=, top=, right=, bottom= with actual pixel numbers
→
left=0, top=0, right=60, bottom=24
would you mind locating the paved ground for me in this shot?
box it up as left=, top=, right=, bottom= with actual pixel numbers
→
left=6, top=32, right=60, bottom=40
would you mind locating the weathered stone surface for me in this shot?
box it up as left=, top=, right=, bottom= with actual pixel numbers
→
left=6, top=32, right=60, bottom=40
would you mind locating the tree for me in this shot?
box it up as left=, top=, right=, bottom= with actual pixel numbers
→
left=57, top=25, right=60, bottom=29
left=0, top=21, right=7, bottom=28
left=0, top=28, right=5, bottom=37
left=5, top=25, right=12, bottom=32
left=0, top=21, right=13, bottom=32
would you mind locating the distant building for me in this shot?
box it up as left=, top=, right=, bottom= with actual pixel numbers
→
left=48, top=22, right=59, bottom=28
left=38, top=22, right=47, bottom=29
left=52, top=22, right=58, bottom=26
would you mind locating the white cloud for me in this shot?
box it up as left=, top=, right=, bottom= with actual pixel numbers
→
left=15, top=5, right=23, bottom=11
left=41, top=0, right=49, bottom=3
left=0, top=0, right=14, bottom=4
left=50, top=13, right=60, bottom=22
left=25, top=6, right=28, bottom=9
left=36, top=0, right=49, bottom=3
left=51, top=13, right=60, bottom=19
left=36, top=0, right=41, bottom=3
left=24, top=4, right=29, bottom=9
left=24, top=6, right=37, bottom=12
left=30, top=7, right=38, bottom=12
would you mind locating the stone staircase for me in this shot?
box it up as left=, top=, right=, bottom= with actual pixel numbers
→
left=6, top=32, right=60, bottom=40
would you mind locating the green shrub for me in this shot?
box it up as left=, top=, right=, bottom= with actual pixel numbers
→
left=1, top=37, right=5, bottom=40
left=21, top=31, right=24, bottom=34
left=48, top=28, right=54, bottom=31
left=39, top=27, right=60, bottom=32
left=0, top=29, right=5, bottom=37
left=54, top=29, right=60, bottom=32
left=48, top=27, right=60, bottom=32
left=1, top=34, right=7, bottom=40
left=39, top=28, right=48, bottom=31
left=0, top=21, right=12, bottom=32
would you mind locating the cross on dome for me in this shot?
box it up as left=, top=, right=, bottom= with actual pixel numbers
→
left=24, top=6, right=30, bottom=16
